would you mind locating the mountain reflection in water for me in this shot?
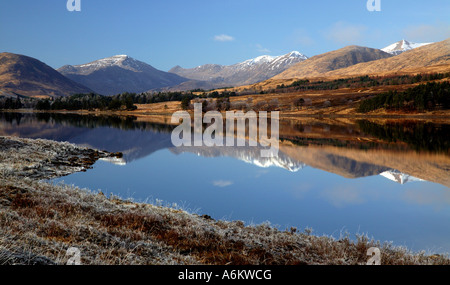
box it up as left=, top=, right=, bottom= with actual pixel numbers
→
left=1, top=112, right=448, bottom=187
left=1, top=112, right=450, bottom=253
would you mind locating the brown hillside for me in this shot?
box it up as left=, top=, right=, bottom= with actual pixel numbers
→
left=0, top=52, right=92, bottom=98
left=273, top=45, right=393, bottom=80
left=321, top=38, right=450, bottom=77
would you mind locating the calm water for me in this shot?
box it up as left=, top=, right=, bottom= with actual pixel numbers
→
left=1, top=112, right=449, bottom=254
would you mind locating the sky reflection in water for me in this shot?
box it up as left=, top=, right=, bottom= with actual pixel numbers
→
left=1, top=113, right=449, bottom=254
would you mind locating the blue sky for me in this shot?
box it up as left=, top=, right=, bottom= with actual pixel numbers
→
left=0, top=0, right=449, bottom=71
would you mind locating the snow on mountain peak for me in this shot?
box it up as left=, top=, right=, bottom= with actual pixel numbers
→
left=239, top=51, right=307, bottom=68
left=68, top=54, right=152, bottom=74
left=78, top=55, right=130, bottom=68
left=286, top=51, right=308, bottom=59
left=381, top=40, right=433, bottom=55
left=243, top=55, right=277, bottom=66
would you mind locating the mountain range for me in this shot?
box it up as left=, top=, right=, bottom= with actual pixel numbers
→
left=167, top=51, right=308, bottom=90
left=0, top=39, right=447, bottom=97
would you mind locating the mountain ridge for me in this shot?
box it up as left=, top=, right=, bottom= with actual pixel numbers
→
left=58, top=55, right=189, bottom=95
left=273, top=45, right=393, bottom=80
left=321, top=38, right=450, bottom=77
left=166, top=51, right=308, bottom=91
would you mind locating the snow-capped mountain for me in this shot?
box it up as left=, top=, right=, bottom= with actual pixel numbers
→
left=238, top=51, right=307, bottom=68
left=62, top=55, right=148, bottom=75
left=380, top=170, right=425, bottom=184
left=58, top=55, right=188, bottom=95
left=381, top=40, right=433, bottom=55
left=168, top=51, right=308, bottom=90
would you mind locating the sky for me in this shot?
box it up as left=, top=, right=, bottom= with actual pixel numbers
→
left=0, top=0, right=449, bottom=71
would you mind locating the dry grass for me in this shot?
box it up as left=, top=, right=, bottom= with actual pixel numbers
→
left=0, top=136, right=449, bottom=265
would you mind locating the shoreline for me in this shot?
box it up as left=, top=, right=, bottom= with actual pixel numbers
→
left=0, top=136, right=449, bottom=265
left=3, top=108, right=450, bottom=121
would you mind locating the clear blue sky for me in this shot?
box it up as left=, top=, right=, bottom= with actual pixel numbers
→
left=1, top=0, right=449, bottom=71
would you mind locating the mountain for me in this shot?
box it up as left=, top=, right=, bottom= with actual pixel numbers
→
left=273, top=46, right=393, bottom=80
left=167, top=51, right=308, bottom=90
left=321, top=38, right=450, bottom=77
left=58, top=55, right=188, bottom=95
left=381, top=39, right=433, bottom=55
left=0, top=52, right=93, bottom=98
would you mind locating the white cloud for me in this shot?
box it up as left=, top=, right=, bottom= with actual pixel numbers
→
left=256, top=44, right=271, bottom=53
left=214, top=34, right=235, bottom=42
left=212, top=180, right=234, bottom=187
left=324, top=21, right=367, bottom=45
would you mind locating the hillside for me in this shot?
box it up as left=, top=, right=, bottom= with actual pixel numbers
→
left=322, top=38, right=450, bottom=77
left=0, top=52, right=92, bottom=98
left=273, top=46, right=393, bottom=80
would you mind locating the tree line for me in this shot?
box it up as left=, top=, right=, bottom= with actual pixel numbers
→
left=0, top=96, right=23, bottom=109
left=357, top=81, right=450, bottom=113
left=275, top=73, right=450, bottom=93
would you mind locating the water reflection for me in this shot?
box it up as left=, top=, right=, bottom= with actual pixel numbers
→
left=1, top=112, right=449, bottom=253
left=1, top=112, right=448, bottom=186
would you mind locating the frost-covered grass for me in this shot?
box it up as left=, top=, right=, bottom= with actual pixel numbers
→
left=0, top=136, right=449, bottom=265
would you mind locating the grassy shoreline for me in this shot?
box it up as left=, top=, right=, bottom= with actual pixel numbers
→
left=0, top=136, right=449, bottom=265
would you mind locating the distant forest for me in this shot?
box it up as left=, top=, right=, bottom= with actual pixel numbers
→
left=33, top=90, right=239, bottom=111
left=358, top=81, right=450, bottom=113
left=35, top=93, right=138, bottom=111
left=274, top=73, right=450, bottom=93
left=34, top=92, right=192, bottom=111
